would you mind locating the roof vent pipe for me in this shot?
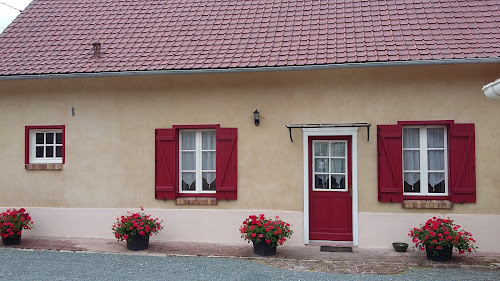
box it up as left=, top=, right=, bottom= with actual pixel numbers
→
left=482, top=78, right=500, bottom=99
left=92, top=42, right=101, bottom=58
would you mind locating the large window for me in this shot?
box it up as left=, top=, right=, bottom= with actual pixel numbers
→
left=377, top=121, right=476, bottom=203
left=180, top=130, right=216, bottom=193
left=403, top=126, right=447, bottom=196
left=155, top=125, right=237, bottom=200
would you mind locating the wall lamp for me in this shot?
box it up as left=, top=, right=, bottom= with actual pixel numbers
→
left=253, top=109, right=260, bottom=126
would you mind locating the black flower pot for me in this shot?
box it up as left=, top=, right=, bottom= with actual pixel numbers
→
left=126, top=235, right=149, bottom=251
left=1, top=235, right=21, bottom=246
left=253, top=240, right=276, bottom=256
left=426, top=245, right=453, bottom=262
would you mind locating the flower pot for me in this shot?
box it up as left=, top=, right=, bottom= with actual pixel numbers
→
left=126, top=235, right=149, bottom=251
left=1, top=235, right=21, bottom=246
left=253, top=240, right=276, bottom=256
left=426, top=245, right=453, bottom=262
left=392, top=242, right=408, bottom=252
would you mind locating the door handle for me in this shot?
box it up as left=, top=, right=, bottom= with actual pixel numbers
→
left=350, top=185, right=352, bottom=198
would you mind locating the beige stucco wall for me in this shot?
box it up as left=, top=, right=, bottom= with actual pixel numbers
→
left=0, top=63, right=499, bottom=216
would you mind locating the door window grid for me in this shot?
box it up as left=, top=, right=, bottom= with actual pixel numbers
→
left=313, top=140, right=347, bottom=191
left=179, top=130, right=216, bottom=193
left=403, top=126, right=448, bottom=196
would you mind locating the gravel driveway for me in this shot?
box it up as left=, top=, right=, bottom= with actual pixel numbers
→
left=1, top=249, right=499, bottom=281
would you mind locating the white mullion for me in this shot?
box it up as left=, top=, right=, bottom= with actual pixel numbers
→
left=195, top=131, right=202, bottom=193
left=420, top=127, right=428, bottom=195
left=327, top=143, right=331, bottom=190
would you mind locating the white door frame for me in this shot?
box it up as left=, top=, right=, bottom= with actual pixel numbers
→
left=302, top=127, right=359, bottom=246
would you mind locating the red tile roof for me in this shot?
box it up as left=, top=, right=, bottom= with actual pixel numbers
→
left=0, top=0, right=499, bottom=76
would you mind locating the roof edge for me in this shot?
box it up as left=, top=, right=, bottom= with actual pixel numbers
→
left=1, top=57, right=499, bottom=81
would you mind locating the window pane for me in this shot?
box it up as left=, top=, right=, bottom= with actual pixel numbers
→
left=46, top=146, right=53, bottom=157
left=181, top=132, right=195, bottom=150
left=330, top=159, right=345, bottom=173
left=330, top=142, right=345, bottom=157
left=36, top=133, right=44, bottom=144
left=314, top=174, right=329, bottom=189
left=202, top=131, right=216, bottom=150
left=428, top=172, right=445, bottom=193
left=46, top=133, right=54, bottom=144
left=181, top=152, right=196, bottom=170
left=56, top=146, right=63, bottom=157
left=202, top=172, right=216, bottom=191
left=404, top=172, right=420, bottom=192
left=331, top=175, right=345, bottom=189
left=428, top=150, right=445, bottom=170
left=403, top=151, right=420, bottom=170
left=56, top=133, right=63, bottom=144
left=202, top=151, right=216, bottom=170
left=36, top=146, right=44, bottom=158
left=314, top=158, right=329, bottom=173
left=403, top=128, right=419, bottom=148
left=314, top=142, right=328, bottom=156
left=427, top=128, right=444, bottom=148
left=181, top=172, right=196, bottom=191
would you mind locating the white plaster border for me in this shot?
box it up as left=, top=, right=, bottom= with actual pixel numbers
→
left=302, top=127, right=359, bottom=246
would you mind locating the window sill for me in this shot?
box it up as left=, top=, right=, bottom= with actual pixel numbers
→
left=402, top=200, right=453, bottom=209
left=25, top=164, right=63, bottom=170
left=176, top=197, right=218, bottom=205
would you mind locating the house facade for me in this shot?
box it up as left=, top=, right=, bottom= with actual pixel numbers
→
left=1, top=0, right=499, bottom=251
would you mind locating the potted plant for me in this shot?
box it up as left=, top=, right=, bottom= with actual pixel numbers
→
left=409, top=216, right=477, bottom=262
left=0, top=208, right=35, bottom=245
left=112, top=206, right=163, bottom=251
left=239, top=214, right=293, bottom=256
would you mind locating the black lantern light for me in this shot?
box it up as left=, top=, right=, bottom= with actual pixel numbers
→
left=253, top=109, right=260, bottom=126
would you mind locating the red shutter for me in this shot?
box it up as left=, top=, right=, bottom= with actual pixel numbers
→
left=216, top=127, right=237, bottom=200
left=449, top=123, right=476, bottom=203
left=155, top=128, right=177, bottom=200
left=377, top=125, right=403, bottom=202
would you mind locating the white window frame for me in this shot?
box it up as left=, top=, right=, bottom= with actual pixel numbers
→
left=179, top=129, right=216, bottom=194
left=402, top=126, right=448, bottom=196
left=312, top=140, right=348, bottom=192
left=29, top=129, right=63, bottom=164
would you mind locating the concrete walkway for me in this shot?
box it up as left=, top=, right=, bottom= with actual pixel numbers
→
left=2, top=236, right=500, bottom=275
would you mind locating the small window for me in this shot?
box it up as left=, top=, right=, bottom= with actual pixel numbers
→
left=403, top=126, right=447, bottom=196
left=179, top=130, right=216, bottom=193
left=26, top=126, right=65, bottom=165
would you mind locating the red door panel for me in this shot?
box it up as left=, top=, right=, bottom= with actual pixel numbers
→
left=309, top=136, right=353, bottom=241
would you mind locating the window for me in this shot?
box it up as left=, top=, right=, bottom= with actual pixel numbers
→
left=403, top=126, right=447, bottom=196
left=377, top=121, right=476, bottom=203
left=313, top=140, right=347, bottom=191
left=25, top=125, right=65, bottom=167
left=155, top=125, right=237, bottom=200
left=180, top=130, right=216, bottom=193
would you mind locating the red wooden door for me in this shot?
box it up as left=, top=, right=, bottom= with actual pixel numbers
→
left=309, top=136, right=353, bottom=241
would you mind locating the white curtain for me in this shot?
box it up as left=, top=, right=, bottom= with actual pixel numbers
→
left=427, top=128, right=445, bottom=187
left=330, top=142, right=345, bottom=156
left=181, top=131, right=195, bottom=150
left=330, top=159, right=345, bottom=173
left=403, top=128, right=420, bottom=185
left=202, top=132, right=216, bottom=150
